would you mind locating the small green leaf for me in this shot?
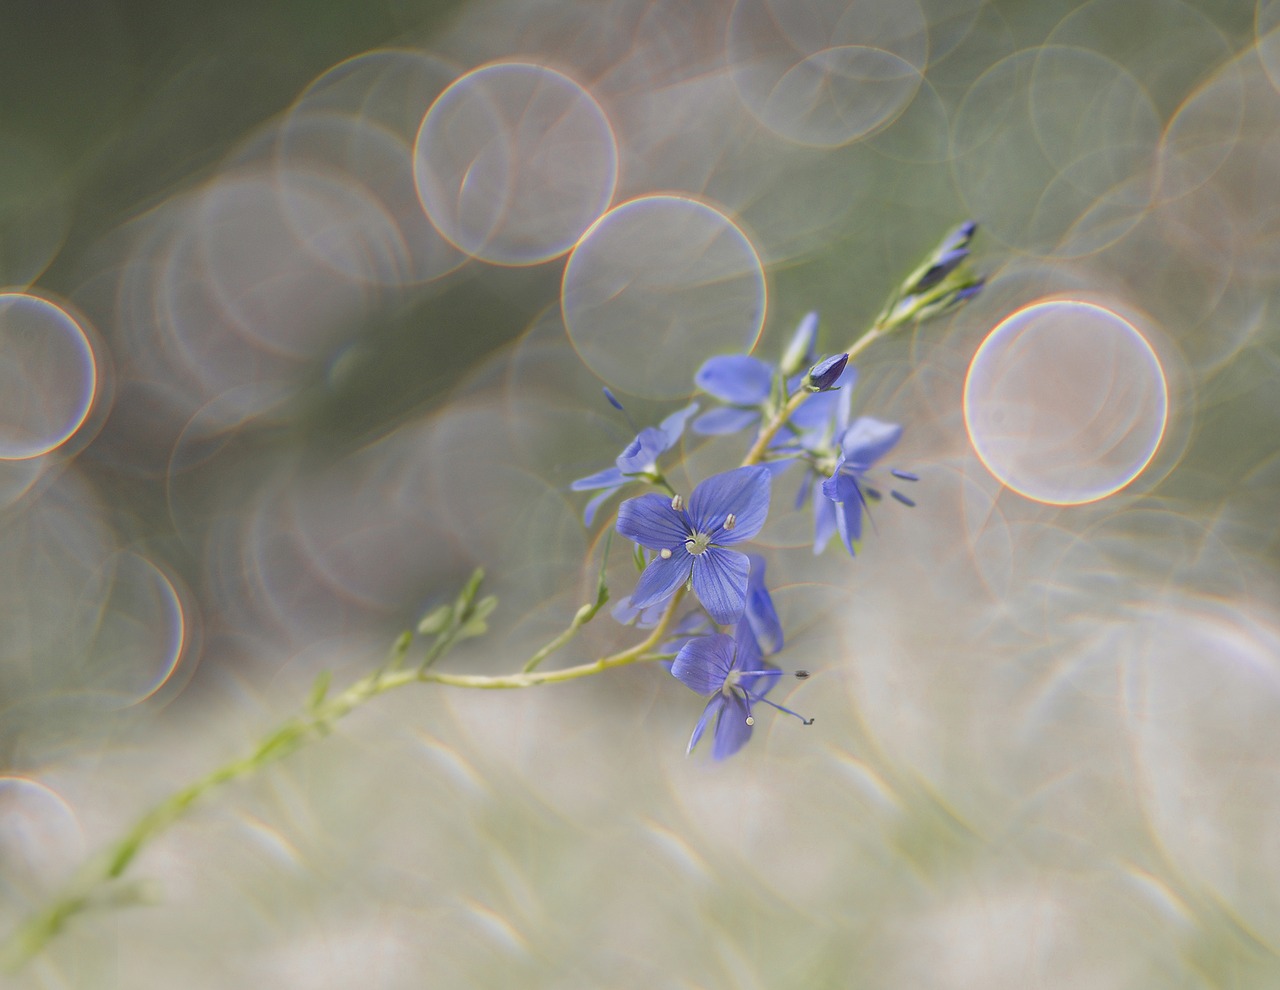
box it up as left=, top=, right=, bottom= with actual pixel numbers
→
left=457, top=617, right=488, bottom=639
left=632, top=542, right=646, bottom=573
left=455, top=567, right=485, bottom=617
left=470, top=595, right=498, bottom=623
left=417, top=605, right=452, bottom=635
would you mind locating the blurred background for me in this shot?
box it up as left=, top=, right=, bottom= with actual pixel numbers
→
left=2, top=0, right=1279, bottom=986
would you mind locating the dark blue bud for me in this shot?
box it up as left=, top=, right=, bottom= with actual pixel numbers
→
left=602, top=387, right=625, bottom=411
left=806, top=352, right=849, bottom=392
left=913, top=247, right=970, bottom=292
left=950, top=277, right=986, bottom=305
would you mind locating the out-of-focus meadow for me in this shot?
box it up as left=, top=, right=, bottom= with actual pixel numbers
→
left=2, top=0, right=1279, bottom=986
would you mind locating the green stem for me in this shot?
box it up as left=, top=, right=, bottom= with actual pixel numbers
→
left=743, top=321, right=887, bottom=466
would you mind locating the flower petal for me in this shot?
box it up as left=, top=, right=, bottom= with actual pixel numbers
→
left=840, top=416, right=903, bottom=470
left=570, top=466, right=626, bottom=491
left=712, top=693, right=754, bottom=759
left=691, top=547, right=750, bottom=625
left=782, top=311, right=819, bottom=372
left=691, top=406, right=760, bottom=436
left=671, top=632, right=735, bottom=695
left=582, top=487, right=618, bottom=527
left=812, top=482, right=837, bottom=554
left=743, top=556, right=783, bottom=654
left=694, top=355, right=773, bottom=404
left=630, top=550, right=693, bottom=611
left=617, top=492, right=690, bottom=549
left=835, top=492, right=863, bottom=555
left=688, top=466, right=771, bottom=543
left=615, top=427, right=667, bottom=473
left=658, top=402, right=700, bottom=448
left=687, top=696, right=720, bottom=754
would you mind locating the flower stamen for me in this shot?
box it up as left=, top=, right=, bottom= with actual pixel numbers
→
left=685, top=532, right=712, bottom=556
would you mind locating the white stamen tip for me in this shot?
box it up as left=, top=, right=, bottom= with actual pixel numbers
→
left=724, top=513, right=737, bottom=531
left=659, top=548, right=672, bottom=559
left=745, top=715, right=755, bottom=726
left=671, top=494, right=684, bottom=511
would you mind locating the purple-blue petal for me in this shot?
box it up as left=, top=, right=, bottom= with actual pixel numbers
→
left=658, top=402, right=700, bottom=447
left=616, top=427, right=667, bottom=473
left=694, top=355, right=773, bottom=405
left=630, top=550, right=693, bottom=611
left=823, top=469, right=864, bottom=504
left=812, top=482, right=837, bottom=554
left=712, top=693, right=754, bottom=759
left=787, top=311, right=819, bottom=365
left=840, top=416, right=903, bottom=470
left=571, top=466, right=626, bottom=492
left=687, top=696, right=720, bottom=755
left=692, top=406, right=761, bottom=436
left=617, top=492, right=690, bottom=549
left=836, top=492, right=863, bottom=554
left=691, top=547, right=750, bottom=625
left=583, top=487, right=618, bottom=527
left=688, top=466, right=771, bottom=543
left=743, top=555, right=783, bottom=655
left=671, top=632, right=734, bottom=695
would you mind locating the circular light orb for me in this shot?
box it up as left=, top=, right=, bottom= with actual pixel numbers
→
left=413, top=62, right=617, bottom=266
left=0, top=292, right=98, bottom=460
left=727, top=0, right=927, bottom=148
left=963, top=300, right=1168, bottom=505
left=561, top=195, right=766, bottom=399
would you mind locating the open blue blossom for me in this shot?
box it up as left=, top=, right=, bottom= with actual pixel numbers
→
left=818, top=416, right=912, bottom=555
left=692, top=312, right=818, bottom=436
left=671, top=623, right=811, bottom=759
left=616, top=465, right=771, bottom=625
left=571, top=403, right=698, bottom=525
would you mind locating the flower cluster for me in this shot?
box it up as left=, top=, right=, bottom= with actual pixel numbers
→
left=572, top=223, right=985, bottom=757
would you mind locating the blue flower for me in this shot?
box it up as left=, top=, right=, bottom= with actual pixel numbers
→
left=571, top=403, right=698, bottom=525
left=670, top=623, right=811, bottom=759
left=817, top=416, right=911, bottom=555
left=691, top=312, right=818, bottom=436
left=615, top=466, right=771, bottom=625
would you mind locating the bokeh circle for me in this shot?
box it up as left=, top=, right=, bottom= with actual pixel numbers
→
left=727, top=0, right=928, bottom=147
left=413, top=61, right=617, bottom=265
left=0, top=292, right=99, bottom=460
left=561, top=195, right=766, bottom=399
left=963, top=300, right=1169, bottom=505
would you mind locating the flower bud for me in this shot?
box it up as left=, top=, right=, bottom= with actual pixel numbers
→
left=805, top=352, right=849, bottom=392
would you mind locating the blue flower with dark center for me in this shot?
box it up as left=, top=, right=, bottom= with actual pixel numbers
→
left=571, top=403, right=698, bottom=525
left=671, top=623, right=812, bottom=759
left=818, top=416, right=916, bottom=555
left=615, top=465, right=771, bottom=625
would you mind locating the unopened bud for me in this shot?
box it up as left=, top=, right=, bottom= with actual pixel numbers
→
left=805, top=352, right=849, bottom=392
